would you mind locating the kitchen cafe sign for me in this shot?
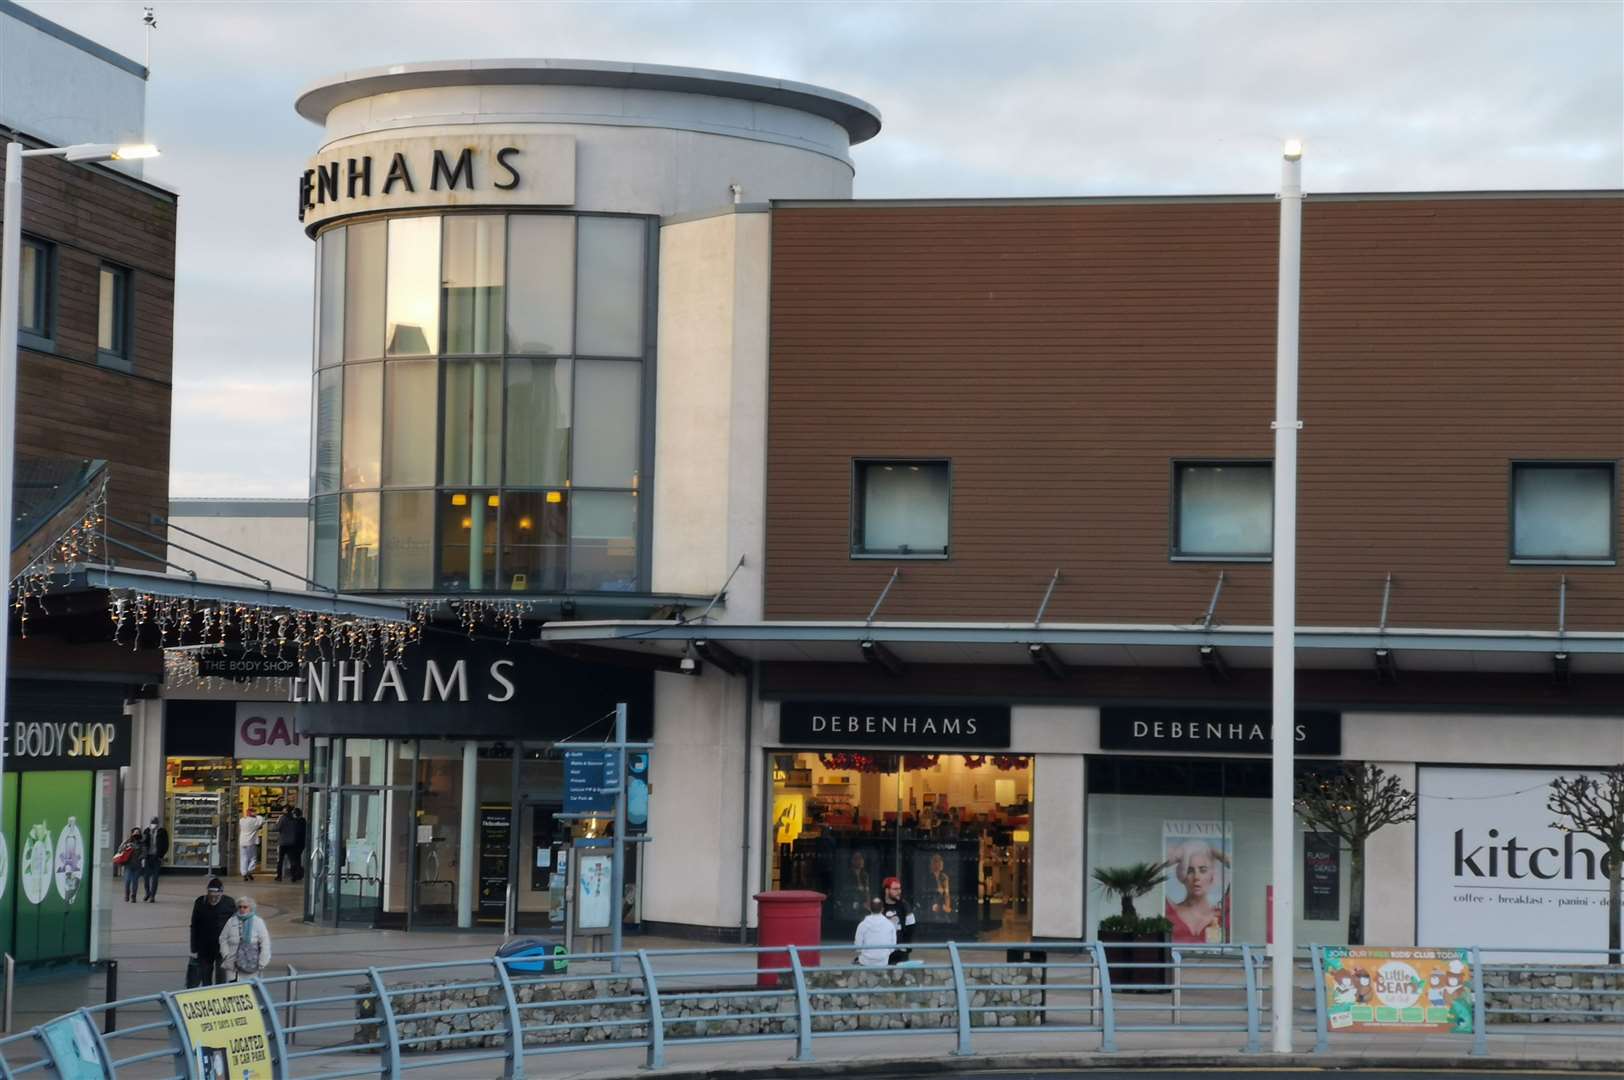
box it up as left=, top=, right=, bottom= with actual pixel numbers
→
left=297, top=133, right=577, bottom=233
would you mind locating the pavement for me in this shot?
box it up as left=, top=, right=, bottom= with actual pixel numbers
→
left=0, top=876, right=1619, bottom=1077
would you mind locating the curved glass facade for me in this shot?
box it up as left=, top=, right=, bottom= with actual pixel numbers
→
left=309, top=212, right=654, bottom=595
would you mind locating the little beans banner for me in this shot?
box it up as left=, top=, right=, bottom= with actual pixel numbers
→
left=1322, top=946, right=1474, bottom=1033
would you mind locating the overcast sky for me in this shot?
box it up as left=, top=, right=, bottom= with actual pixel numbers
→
left=24, top=0, right=1624, bottom=498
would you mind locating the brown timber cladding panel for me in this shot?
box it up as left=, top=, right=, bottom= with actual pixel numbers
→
left=1, top=148, right=176, bottom=569
left=765, top=198, right=1624, bottom=632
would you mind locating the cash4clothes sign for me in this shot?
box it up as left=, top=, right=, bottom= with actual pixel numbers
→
left=1322, top=946, right=1474, bottom=1033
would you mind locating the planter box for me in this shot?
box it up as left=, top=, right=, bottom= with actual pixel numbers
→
left=1097, top=929, right=1171, bottom=991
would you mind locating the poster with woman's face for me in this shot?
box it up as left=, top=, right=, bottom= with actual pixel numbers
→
left=1163, top=820, right=1232, bottom=945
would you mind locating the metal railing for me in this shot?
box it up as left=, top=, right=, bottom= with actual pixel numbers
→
left=0, top=941, right=1616, bottom=1077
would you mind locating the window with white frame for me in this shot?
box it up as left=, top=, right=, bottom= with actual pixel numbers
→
left=853, top=460, right=950, bottom=557
left=1511, top=462, right=1616, bottom=562
left=1173, top=462, right=1273, bottom=559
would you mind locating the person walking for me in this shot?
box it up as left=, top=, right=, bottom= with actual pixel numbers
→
left=116, top=828, right=142, bottom=902
left=854, top=897, right=896, bottom=967
left=188, top=878, right=235, bottom=986
left=238, top=809, right=266, bottom=882
left=275, top=808, right=306, bottom=883
left=218, top=895, right=272, bottom=982
left=141, top=816, right=169, bottom=902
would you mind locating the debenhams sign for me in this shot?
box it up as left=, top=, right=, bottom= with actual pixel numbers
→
left=298, top=133, right=576, bottom=234
left=290, top=659, right=516, bottom=704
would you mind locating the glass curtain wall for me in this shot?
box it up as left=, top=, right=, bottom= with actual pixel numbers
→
left=770, top=751, right=1034, bottom=943
left=309, top=212, right=650, bottom=594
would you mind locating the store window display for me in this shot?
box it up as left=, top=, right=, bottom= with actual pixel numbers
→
left=770, top=752, right=1033, bottom=942
left=1084, top=757, right=1351, bottom=946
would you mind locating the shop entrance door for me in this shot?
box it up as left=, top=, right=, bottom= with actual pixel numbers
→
left=511, top=800, right=564, bottom=934
left=337, top=789, right=384, bottom=925
left=306, top=786, right=335, bottom=924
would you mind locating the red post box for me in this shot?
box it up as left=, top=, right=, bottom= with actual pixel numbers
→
left=754, top=890, right=824, bottom=988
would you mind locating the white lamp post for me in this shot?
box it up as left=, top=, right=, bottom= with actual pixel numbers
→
left=0, top=139, right=159, bottom=813
left=1271, top=137, right=1304, bottom=1054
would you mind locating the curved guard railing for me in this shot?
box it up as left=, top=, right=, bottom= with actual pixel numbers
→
left=0, top=941, right=1616, bottom=1078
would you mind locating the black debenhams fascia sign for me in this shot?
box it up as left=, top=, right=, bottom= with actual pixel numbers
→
left=1100, top=706, right=1341, bottom=756
left=292, top=639, right=652, bottom=740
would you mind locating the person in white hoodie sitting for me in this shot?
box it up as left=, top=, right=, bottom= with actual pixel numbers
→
left=854, top=898, right=896, bottom=967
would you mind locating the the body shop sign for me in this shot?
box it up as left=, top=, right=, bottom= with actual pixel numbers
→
left=235, top=703, right=304, bottom=761
left=7, top=718, right=129, bottom=771
left=1417, top=767, right=1622, bottom=958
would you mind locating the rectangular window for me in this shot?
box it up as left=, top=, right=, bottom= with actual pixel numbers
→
left=339, top=491, right=380, bottom=591
left=97, top=263, right=131, bottom=365
left=500, top=490, right=568, bottom=592
left=442, top=359, right=503, bottom=485
left=380, top=490, right=435, bottom=590
left=439, top=491, right=498, bottom=592
left=312, top=367, right=342, bottom=494
left=1511, top=462, right=1617, bottom=562
left=443, top=215, right=505, bottom=354
left=505, top=358, right=571, bottom=486
left=318, top=228, right=345, bottom=366
left=571, top=359, right=640, bottom=488
left=345, top=220, right=386, bottom=360
left=311, top=495, right=339, bottom=591
left=382, top=360, right=436, bottom=486
left=507, top=215, right=574, bottom=354
left=18, top=237, right=52, bottom=340
left=386, top=216, right=440, bottom=356
left=575, top=217, right=645, bottom=357
left=569, top=491, right=637, bottom=591
left=341, top=362, right=382, bottom=489
left=853, top=460, right=950, bottom=557
left=1173, top=462, right=1273, bottom=559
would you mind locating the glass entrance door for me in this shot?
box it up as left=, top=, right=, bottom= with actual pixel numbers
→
left=513, top=800, right=564, bottom=934
left=337, top=789, right=384, bottom=925
left=306, top=786, right=335, bottom=924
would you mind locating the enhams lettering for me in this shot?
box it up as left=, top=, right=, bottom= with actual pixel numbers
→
left=292, top=659, right=518, bottom=704
left=299, top=145, right=523, bottom=221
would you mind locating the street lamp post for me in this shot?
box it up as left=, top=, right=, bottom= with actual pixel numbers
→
left=1271, top=137, right=1304, bottom=1054
left=0, top=138, right=158, bottom=824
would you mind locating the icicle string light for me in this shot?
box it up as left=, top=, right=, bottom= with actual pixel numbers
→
left=7, top=482, right=108, bottom=637
left=108, top=589, right=420, bottom=663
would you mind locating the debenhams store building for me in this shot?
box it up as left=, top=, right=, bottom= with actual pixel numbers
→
left=291, top=60, right=879, bottom=934
left=290, top=59, right=1624, bottom=952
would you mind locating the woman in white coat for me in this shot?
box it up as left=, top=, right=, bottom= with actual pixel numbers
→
left=219, top=895, right=272, bottom=982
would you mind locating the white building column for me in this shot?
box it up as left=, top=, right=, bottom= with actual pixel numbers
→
left=457, top=741, right=478, bottom=928
left=1362, top=761, right=1418, bottom=945
left=1032, top=754, right=1085, bottom=939
left=124, top=699, right=165, bottom=834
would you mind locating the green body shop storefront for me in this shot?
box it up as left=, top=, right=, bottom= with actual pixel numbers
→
left=2, top=681, right=126, bottom=966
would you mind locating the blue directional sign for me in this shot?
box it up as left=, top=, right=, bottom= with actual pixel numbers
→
left=564, top=750, right=620, bottom=815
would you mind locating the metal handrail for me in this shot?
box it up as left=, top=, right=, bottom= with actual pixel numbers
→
left=1, top=940, right=1619, bottom=1077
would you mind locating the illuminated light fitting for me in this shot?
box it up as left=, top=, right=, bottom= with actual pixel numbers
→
left=545, top=491, right=562, bottom=504
left=487, top=495, right=500, bottom=508
left=451, top=493, right=468, bottom=507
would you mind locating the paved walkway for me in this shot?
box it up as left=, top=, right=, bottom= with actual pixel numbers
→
left=2, top=879, right=1620, bottom=1076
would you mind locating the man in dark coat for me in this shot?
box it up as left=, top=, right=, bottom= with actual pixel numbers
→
left=275, top=807, right=307, bottom=882
left=189, top=877, right=235, bottom=985
left=141, top=816, right=169, bottom=902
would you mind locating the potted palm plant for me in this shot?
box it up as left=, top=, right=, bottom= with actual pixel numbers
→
left=1092, top=862, right=1173, bottom=989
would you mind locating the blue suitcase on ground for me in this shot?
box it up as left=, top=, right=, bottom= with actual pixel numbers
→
left=496, top=937, right=568, bottom=974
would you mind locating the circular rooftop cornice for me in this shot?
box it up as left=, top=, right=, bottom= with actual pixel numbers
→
left=295, top=58, right=882, bottom=145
